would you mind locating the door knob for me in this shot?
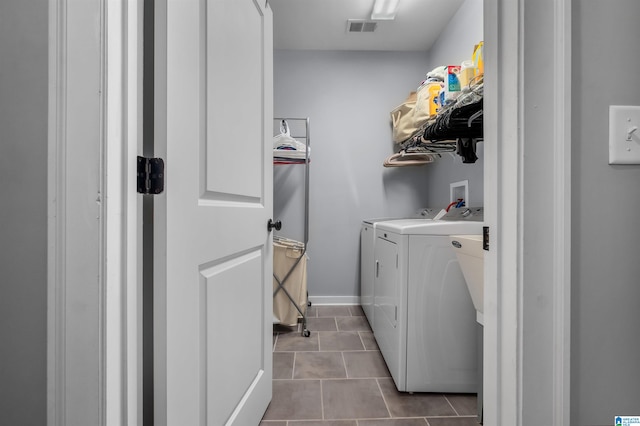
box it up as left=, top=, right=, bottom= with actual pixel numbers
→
left=267, top=219, right=281, bottom=232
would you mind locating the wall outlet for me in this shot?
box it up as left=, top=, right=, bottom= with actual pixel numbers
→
left=450, top=180, right=469, bottom=205
left=609, top=105, right=640, bottom=165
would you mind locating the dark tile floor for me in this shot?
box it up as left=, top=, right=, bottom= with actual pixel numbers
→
left=261, top=305, right=481, bottom=426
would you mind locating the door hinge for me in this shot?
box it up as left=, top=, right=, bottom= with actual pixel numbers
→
left=137, top=156, right=165, bottom=194
left=483, top=226, right=490, bottom=251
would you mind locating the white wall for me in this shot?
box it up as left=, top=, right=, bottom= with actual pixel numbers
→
left=0, top=0, right=48, bottom=424
left=424, top=0, right=485, bottom=207
left=571, top=1, right=640, bottom=424
left=274, top=50, right=433, bottom=301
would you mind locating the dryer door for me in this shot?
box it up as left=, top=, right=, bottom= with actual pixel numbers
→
left=373, top=235, right=402, bottom=387
left=360, top=223, right=375, bottom=324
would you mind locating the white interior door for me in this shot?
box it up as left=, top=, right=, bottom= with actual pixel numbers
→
left=153, top=1, right=273, bottom=425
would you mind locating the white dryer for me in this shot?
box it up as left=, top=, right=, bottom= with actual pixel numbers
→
left=360, top=209, right=442, bottom=325
left=361, top=218, right=395, bottom=324
left=373, top=207, right=483, bottom=393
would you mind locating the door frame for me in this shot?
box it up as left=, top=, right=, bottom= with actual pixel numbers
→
left=48, top=0, right=142, bottom=424
left=48, top=0, right=572, bottom=425
left=483, top=0, right=572, bottom=424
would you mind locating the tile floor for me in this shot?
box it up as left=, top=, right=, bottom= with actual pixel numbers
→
left=261, top=305, right=481, bottom=426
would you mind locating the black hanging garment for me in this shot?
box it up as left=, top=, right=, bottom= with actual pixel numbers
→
left=456, top=138, right=478, bottom=164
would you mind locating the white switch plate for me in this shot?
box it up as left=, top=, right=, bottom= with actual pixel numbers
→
left=609, top=105, right=640, bottom=164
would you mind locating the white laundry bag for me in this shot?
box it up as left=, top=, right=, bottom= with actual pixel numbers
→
left=273, top=238, right=308, bottom=326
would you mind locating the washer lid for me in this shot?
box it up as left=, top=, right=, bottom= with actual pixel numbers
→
left=363, top=217, right=400, bottom=225
left=376, top=219, right=484, bottom=235
left=362, top=207, right=443, bottom=225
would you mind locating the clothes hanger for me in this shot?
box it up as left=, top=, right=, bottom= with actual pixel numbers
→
left=383, top=151, right=434, bottom=167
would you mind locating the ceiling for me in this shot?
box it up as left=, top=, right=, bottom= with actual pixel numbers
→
left=269, top=0, right=466, bottom=52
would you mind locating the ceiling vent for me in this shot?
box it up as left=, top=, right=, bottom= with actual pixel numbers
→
left=347, top=19, right=378, bottom=33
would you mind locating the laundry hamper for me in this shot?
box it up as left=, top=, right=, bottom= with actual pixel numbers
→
left=273, top=237, right=308, bottom=327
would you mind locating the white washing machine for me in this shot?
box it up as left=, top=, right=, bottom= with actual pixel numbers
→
left=360, top=209, right=442, bottom=325
left=373, top=207, right=483, bottom=393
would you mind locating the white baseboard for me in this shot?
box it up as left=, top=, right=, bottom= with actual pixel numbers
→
left=308, top=295, right=361, bottom=306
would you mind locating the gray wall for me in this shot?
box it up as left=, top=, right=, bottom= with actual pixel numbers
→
left=0, top=0, right=48, bottom=424
left=571, top=1, right=640, bottom=424
left=424, top=0, right=485, bottom=206
left=274, top=50, right=433, bottom=300
left=273, top=0, right=484, bottom=301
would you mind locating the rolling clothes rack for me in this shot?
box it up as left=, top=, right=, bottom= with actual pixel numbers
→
left=273, top=117, right=311, bottom=337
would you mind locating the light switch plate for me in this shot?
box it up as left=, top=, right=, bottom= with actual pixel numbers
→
left=609, top=105, right=640, bottom=164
